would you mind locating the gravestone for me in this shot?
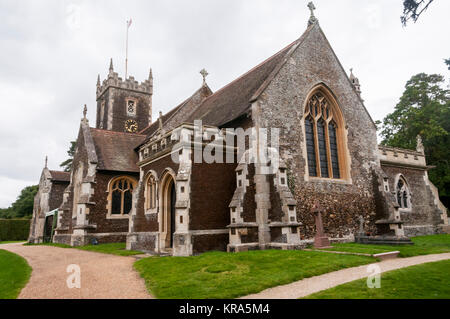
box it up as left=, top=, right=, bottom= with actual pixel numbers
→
left=358, top=215, right=365, bottom=237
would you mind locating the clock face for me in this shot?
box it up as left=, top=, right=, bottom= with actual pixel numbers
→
left=125, top=119, right=138, bottom=133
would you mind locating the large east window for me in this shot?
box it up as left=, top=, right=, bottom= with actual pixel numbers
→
left=304, top=90, right=345, bottom=179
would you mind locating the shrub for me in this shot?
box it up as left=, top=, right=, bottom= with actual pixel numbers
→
left=0, top=219, right=30, bottom=241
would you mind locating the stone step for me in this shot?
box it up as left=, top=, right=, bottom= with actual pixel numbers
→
left=372, top=251, right=400, bottom=260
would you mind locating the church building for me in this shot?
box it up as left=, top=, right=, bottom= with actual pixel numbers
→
left=29, top=4, right=448, bottom=255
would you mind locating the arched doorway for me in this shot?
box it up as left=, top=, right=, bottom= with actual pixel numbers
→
left=160, top=172, right=176, bottom=250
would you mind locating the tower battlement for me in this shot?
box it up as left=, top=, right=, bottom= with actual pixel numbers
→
left=95, top=58, right=153, bottom=133
left=96, top=59, right=153, bottom=100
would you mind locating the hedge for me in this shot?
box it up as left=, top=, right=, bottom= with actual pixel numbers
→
left=0, top=219, right=30, bottom=241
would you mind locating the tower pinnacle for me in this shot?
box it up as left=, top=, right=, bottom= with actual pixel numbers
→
left=109, top=58, right=114, bottom=73
left=349, top=68, right=363, bottom=101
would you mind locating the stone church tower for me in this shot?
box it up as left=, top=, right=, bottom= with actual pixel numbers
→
left=96, top=59, right=153, bottom=133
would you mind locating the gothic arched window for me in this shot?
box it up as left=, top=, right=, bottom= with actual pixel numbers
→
left=108, top=176, right=137, bottom=216
left=396, top=177, right=411, bottom=209
left=145, top=174, right=157, bottom=211
left=304, top=90, right=345, bottom=179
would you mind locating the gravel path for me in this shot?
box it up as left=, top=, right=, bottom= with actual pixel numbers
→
left=1, top=243, right=152, bottom=299
left=241, top=253, right=450, bottom=299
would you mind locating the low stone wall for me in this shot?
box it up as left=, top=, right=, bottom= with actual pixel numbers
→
left=126, top=232, right=158, bottom=252
left=53, top=234, right=71, bottom=245
left=54, top=232, right=127, bottom=246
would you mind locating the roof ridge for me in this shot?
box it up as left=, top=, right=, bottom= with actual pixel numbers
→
left=250, top=24, right=315, bottom=102
left=197, top=38, right=301, bottom=108
left=315, top=26, right=377, bottom=129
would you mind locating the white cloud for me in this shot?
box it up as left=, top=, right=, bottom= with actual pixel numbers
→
left=0, top=176, right=36, bottom=208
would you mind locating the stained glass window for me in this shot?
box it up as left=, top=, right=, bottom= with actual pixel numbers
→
left=112, top=190, right=122, bottom=214
left=328, top=121, right=340, bottom=179
left=396, top=178, right=410, bottom=209
left=304, top=91, right=344, bottom=179
left=305, top=116, right=317, bottom=177
left=317, top=119, right=329, bottom=178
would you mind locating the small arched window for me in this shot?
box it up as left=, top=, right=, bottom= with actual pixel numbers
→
left=304, top=90, right=345, bottom=179
left=109, top=177, right=136, bottom=216
left=396, top=177, right=411, bottom=209
left=145, top=174, right=157, bottom=211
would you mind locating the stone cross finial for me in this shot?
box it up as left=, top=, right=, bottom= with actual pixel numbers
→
left=83, top=104, right=87, bottom=119
left=200, top=68, right=209, bottom=85
left=308, top=1, right=316, bottom=14
left=307, top=2, right=318, bottom=26
left=45, top=156, right=48, bottom=168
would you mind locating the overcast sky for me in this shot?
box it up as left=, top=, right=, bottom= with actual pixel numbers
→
left=0, top=0, right=449, bottom=208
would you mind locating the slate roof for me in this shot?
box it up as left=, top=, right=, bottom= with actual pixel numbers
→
left=49, top=170, right=71, bottom=183
left=90, top=128, right=146, bottom=172
left=136, top=26, right=317, bottom=151
left=184, top=31, right=311, bottom=127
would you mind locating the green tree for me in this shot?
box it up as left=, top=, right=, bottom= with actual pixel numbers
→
left=379, top=73, right=450, bottom=197
left=0, top=185, right=38, bottom=219
left=401, top=0, right=434, bottom=26
left=445, top=59, right=450, bottom=70
left=10, top=185, right=39, bottom=218
left=59, top=141, right=76, bottom=172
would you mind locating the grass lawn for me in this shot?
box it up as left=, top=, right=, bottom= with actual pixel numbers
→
left=24, top=242, right=142, bottom=256
left=304, top=259, right=450, bottom=299
left=321, top=235, right=450, bottom=257
left=0, top=249, right=32, bottom=299
left=134, top=250, right=375, bottom=299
